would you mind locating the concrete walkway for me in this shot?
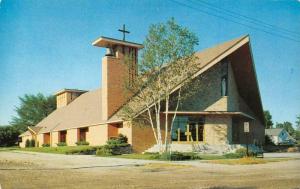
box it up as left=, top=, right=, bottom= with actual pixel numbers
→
left=264, top=152, right=300, bottom=158
left=0, top=150, right=158, bottom=170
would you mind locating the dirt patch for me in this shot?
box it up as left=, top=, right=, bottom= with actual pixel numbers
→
left=0, top=159, right=40, bottom=169
left=137, top=163, right=191, bottom=172
left=206, top=157, right=293, bottom=165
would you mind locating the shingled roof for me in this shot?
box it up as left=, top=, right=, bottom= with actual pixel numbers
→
left=34, top=89, right=103, bottom=134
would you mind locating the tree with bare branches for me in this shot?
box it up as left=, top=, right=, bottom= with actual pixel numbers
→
left=120, top=18, right=200, bottom=153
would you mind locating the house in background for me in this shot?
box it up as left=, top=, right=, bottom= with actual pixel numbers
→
left=19, top=34, right=265, bottom=153
left=265, top=128, right=296, bottom=145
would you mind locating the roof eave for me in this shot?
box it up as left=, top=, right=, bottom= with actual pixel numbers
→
left=92, top=36, right=143, bottom=49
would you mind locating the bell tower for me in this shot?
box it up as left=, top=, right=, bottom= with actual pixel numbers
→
left=92, top=35, right=143, bottom=120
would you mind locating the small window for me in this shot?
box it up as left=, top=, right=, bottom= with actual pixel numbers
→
left=221, top=75, right=228, bottom=96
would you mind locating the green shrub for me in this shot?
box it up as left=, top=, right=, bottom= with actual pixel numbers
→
left=236, top=148, right=247, bottom=157
left=223, top=152, right=243, bottom=158
left=57, top=142, right=67, bottom=146
left=106, top=134, right=128, bottom=146
left=96, top=134, right=130, bottom=156
left=117, top=134, right=128, bottom=144
left=170, top=152, right=200, bottom=161
left=75, top=141, right=89, bottom=146
left=224, top=148, right=257, bottom=158
left=96, top=145, right=113, bottom=156
left=96, top=143, right=131, bottom=156
left=145, top=152, right=201, bottom=161
left=42, top=144, right=50, bottom=147
left=65, top=146, right=98, bottom=155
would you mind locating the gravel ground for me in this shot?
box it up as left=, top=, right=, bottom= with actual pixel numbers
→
left=0, top=151, right=299, bottom=189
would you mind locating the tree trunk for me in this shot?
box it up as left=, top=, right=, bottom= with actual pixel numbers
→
left=164, top=94, right=169, bottom=152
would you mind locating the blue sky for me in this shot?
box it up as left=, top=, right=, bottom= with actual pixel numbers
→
left=0, top=0, right=299, bottom=126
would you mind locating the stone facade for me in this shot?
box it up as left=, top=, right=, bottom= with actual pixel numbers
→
left=179, top=62, right=228, bottom=111
left=204, top=115, right=232, bottom=145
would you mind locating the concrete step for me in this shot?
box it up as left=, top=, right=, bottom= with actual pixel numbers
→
left=145, top=143, right=262, bottom=154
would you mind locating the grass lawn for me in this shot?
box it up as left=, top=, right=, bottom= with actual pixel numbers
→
left=0, top=146, right=20, bottom=151
left=17, top=145, right=99, bottom=154
left=15, top=147, right=243, bottom=161
left=207, top=157, right=292, bottom=165
left=15, top=147, right=235, bottom=161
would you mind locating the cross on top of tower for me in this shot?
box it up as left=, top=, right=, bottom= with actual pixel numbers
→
left=118, top=24, right=130, bottom=41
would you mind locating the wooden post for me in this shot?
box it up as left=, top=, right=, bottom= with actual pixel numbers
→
left=196, top=124, right=199, bottom=142
left=203, top=125, right=206, bottom=143
left=177, top=128, right=180, bottom=142
left=185, top=124, right=191, bottom=142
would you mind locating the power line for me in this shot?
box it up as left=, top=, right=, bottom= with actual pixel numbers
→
left=194, top=0, right=300, bottom=38
left=169, top=0, right=300, bottom=43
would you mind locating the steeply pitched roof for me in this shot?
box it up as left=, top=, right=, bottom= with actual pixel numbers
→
left=265, top=128, right=296, bottom=142
left=109, top=35, right=252, bottom=121
left=265, top=128, right=283, bottom=136
left=35, top=89, right=103, bottom=133
left=28, top=126, right=42, bottom=134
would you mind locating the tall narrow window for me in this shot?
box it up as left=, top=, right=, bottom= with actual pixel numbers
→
left=221, top=75, right=228, bottom=96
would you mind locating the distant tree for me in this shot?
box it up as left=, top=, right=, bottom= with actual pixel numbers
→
left=276, top=121, right=295, bottom=136
left=264, top=110, right=273, bottom=129
left=296, top=114, right=300, bottom=130
left=10, top=93, right=56, bottom=132
left=0, top=126, right=20, bottom=147
left=295, top=130, right=300, bottom=141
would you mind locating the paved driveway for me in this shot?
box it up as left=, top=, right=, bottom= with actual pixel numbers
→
left=264, top=152, right=300, bottom=158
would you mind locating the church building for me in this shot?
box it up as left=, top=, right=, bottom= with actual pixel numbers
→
left=19, top=33, right=265, bottom=153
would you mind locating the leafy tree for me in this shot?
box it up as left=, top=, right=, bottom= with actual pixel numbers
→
left=264, top=110, right=273, bottom=129
left=295, top=130, right=300, bottom=141
left=0, top=126, right=20, bottom=147
left=121, top=18, right=199, bottom=153
left=10, top=93, right=56, bottom=132
left=276, top=121, right=295, bottom=136
left=296, top=114, right=300, bottom=130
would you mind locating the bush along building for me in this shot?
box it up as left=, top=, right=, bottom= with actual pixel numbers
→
left=19, top=34, right=265, bottom=154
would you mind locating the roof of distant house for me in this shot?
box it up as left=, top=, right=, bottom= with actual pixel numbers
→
left=265, top=128, right=284, bottom=136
